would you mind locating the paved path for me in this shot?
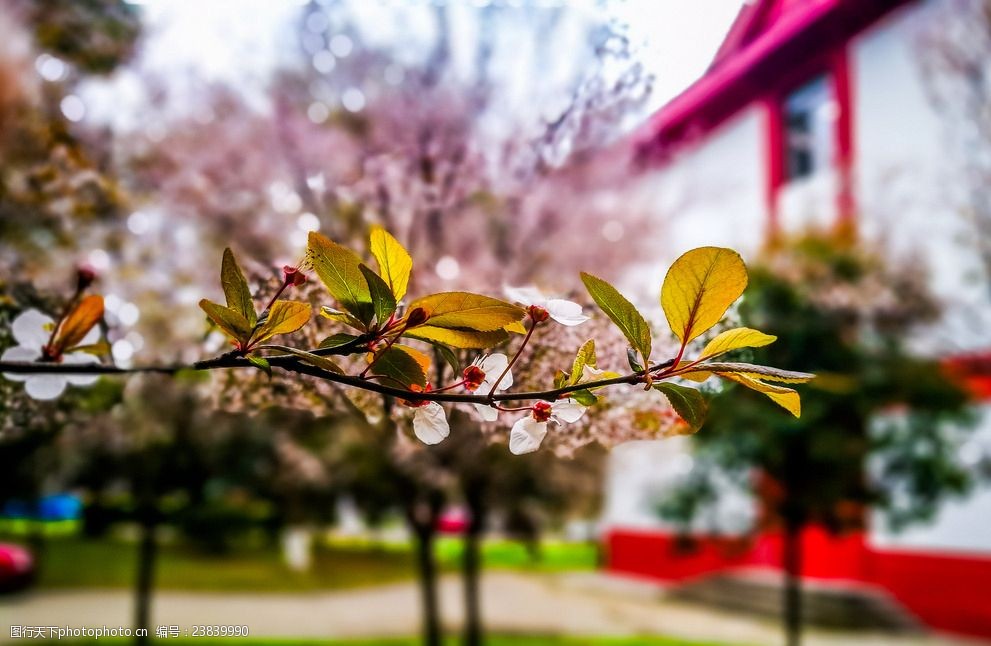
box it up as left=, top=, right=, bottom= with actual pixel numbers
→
left=1, top=572, right=986, bottom=646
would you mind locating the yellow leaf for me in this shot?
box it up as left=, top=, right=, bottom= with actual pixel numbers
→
left=699, top=327, right=776, bottom=360
left=670, top=361, right=713, bottom=382
left=661, top=247, right=748, bottom=345
left=53, top=295, right=104, bottom=353
left=369, top=226, right=413, bottom=302
left=569, top=339, right=596, bottom=386
left=199, top=299, right=251, bottom=344
left=251, top=300, right=311, bottom=345
left=409, top=292, right=524, bottom=332
left=395, top=344, right=431, bottom=376
left=504, top=320, right=528, bottom=335
left=721, top=372, right=801, bottom=417
left=320, top=306, right=366, bottom=330
left=404, top=325, right=509, bottom=349
left=705, top=362, right=814, bottom=384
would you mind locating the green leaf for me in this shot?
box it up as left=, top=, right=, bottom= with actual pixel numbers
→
left=569, top=339, right=596, bottom=386
left=308, top=231, right=373, bottom=324
left=660, top=247, right=748, bottom=345
left=702, top=362, right=814, bottom=383
left=404, top=326, right=509, bottom=349
left=319, top=333, right=360, bottom=350
left=359, top=264, right=398, bottom=328
left=570, top=389, right=598, bottom=406
left=199, top=299, right=251, bottom=344
left=394, top=344, right=431, bottom=377
left=580, top=272, right=652, bottom=362
left=408, top=292, right=525, bottom=332
left=247, top=355, right=272, bottom=378
left=221, top=248, right=256, bottom=326
left=432, top=344, right=461, bottom=376
left=371, top=346, right=427, bottom=388
left=369, top=225, right=413, bottom=301
left=261, top=345, right=344, bottom=374
left=653, top=382, right=707, bottom=432
left=627, top=347, right=644, bottom=373
left=251, top=301, right=311, bottom=345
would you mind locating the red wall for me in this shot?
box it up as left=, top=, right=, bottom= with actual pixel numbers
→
left=606, top=527, right=991, bottom=639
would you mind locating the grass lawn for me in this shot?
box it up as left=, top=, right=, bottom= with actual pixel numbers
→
left=7, top=534, right=597, bottom=592
left=27, top=537, right=416, bottom=592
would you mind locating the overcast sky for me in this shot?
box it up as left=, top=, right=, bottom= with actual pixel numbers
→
left=126, top=0, right=743, bottom=110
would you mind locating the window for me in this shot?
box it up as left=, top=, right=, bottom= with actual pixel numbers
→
left=782, top=75, right=836, bottom=182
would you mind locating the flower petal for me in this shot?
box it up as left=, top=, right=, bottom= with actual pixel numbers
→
left=12, top=309, right=54, bottom=349
left=473, top=403, right=499, bottom=422
left=503, top=285, right=546, bottom=307
left=551, top=398, right=587, bottom=423
left=25, top=375, right=67, bottom=400
left=479, top=353, right=513, bottom=391
left=545, top=299, right=589, bottom=326
left=509, top=417, right=547, bottom=455
left=62, top=352, right=100, bottom=386
left=2, top=346, right=41, bottom=381
left=413, top=402, right=450, bottom=445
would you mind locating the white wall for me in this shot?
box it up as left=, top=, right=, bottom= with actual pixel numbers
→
left=853, top=2, right=991, bottom=553
left=853, top=0, right=991, bottom=355
left=870, top=405, right=991, bottom=554
left=603, top=110, right=767, bottom=530
left=623, top=107, right=768, bottom=303
left=605, top=0, right=991, bottom=542
left=601, top=439, right=755, bottom=533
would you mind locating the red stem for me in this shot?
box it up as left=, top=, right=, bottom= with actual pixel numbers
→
left=359, top=321, right=409, bottom=378
left=486, top=319, right=538, bottom=398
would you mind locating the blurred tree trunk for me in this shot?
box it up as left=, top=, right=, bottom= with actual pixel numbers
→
left=462, top=482, right=485, bottom=646
left=406, top=493, right=443, bottom=646
left=782, top=519, right=804, bottom=646
left=27, top=498, right=46, bottom=568
left=134, top=513, right=157, bottom=646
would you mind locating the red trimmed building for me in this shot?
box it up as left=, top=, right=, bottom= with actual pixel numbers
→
left=604, top=0, right=991, bottom=640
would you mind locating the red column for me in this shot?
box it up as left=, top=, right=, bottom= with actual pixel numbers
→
left=832, top=44, right=856, bottom=228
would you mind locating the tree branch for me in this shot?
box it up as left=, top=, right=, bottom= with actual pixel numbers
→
left=0, top=353, right=675, bottom=406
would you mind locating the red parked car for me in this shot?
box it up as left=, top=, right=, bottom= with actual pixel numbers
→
left=0, top=543, right=34, bottom=592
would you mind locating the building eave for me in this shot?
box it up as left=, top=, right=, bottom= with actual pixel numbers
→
left=634, top=0, right=915, bottom=165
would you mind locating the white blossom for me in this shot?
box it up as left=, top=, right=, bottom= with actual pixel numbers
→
left=503, top=285, right=589, bottom=326
left=412, top=401, right=450, bottom=445
left=509, top=399, right=587, bottom=455
left=467, top=353, right=513, bottom=421
left=2, top=309, right=99, bottom=400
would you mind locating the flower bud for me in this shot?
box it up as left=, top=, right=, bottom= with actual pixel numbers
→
left=462, top=365, right=486, bottom=391
left=283, top=265, right=307, bottom=287
left=405, top=307, right=429, bottom=327
left=527, top=305, right=550, bottom=324
left=76, top=266, right=96, bottom=292
left=531, top=400, right=553, bottom=422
